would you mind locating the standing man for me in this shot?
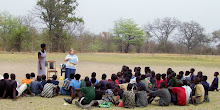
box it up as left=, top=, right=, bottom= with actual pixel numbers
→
left=64, top=49, right=78, bottom=79
left=38, top=44, right=47, bottom=76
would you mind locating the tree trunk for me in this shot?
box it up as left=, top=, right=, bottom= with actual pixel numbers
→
left=125, top=42, right=130, bottom=53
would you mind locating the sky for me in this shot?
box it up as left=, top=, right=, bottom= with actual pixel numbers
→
left=0, top=0, right=220, bottom=34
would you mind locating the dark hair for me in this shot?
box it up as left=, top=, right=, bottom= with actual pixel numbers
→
left=47, top=80, right=52, bottom=83
left=162, top=73, right=166, bottom=79
left=52, top=75, right=57, bottom=80
left=111, top=74, right=117, bottom=81
left=102, top=74, right=107, bottom=80
left=160, top=82, right=166, bottom=88
left=74, top=74, right=81, bottom=80
left=10, top=73, right=16, bottom=80
left=136, top=76, right=141, bottom=82
left=135, top=71, right=141, bottom=77
left=84, top=76, right=89, bottom=81
left=127, top=83, right=133, bottom=91
left=179, top=71, right=184, bottom=75
left=128, top=69, right=132, bottom=74
left=106, top=83, right=112, bottom=89
left=91, top=72, right=96, bottom=78
left=198, top=71, right=203, bottom=76
left=185, top=71, right=190, bottom=76
left=3, top=73, right=9, bottom=79
left=42, top=75, right=46, bottom=80
left=127, top=74, right=132, bottom=79
left=156, top=73, right=161, bottom=78
left=70, top=73, right=75, bottom=79
left=91, top=77, right=96, bottom=84
left=125, top=77, right=131, bottom=83
left=41, top=44, right=46, bottom=48
left=183, top=80, right=188, bottom=86
left=139, top=85, right=145, bottom=91
left=26, top=73, right=31, bottom=79
left=151, top=71, right=155, bottom=76
left=203, top=75, right=208, bottom=81
left=95, top=83, right=101, bottom=89
left=37, top=75, right=42, bottom=81
left=86, top=81, right=92, bottom=87
left=141, top=74, right=146, bottom=80
left=215, top=72, right=219, bottom=76
left=31, top=73, right=35, bottom=78
left=190, top=68, right=195, bottom=72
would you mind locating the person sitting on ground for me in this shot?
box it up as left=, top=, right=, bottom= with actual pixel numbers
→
left=162, top=73, right=167, bottom=87
left=22, top=73, right=34, bottom=85
left=103, top=83, right=116, bottom=104
left=3, top=74, right=32, bottom=100
left=190, top=68, right=196, bottom=86
left=140, top=74, right=150, bottom=89
left=41, top=80, right=59, bottom=98
left=182, top=80, right=192, bottom=104
left=70, top=74, right=81, bottom=95
left=135, top=76, right=146, bottom=91
left=122, top=83, right=136, bottom=108
left=0, top=75, right=6, bottom=97
left=192, top=77, right=205, bottom=105
left=118, top=77, right=130, bottom=99
left=197, top=71, right=203, bottom=81
left=41, top=75, right=47, bottom=87
left=3, top=73, right=9, bottom=80
left=168, top=72, right=178, bottom=87
left=145, top=67, right=151, bottom=78
left=148, top=82, right=171, bottom=106
left=209, top=72, right=219, bottom=91
left=99, top=74, right=108, bottom=91
left=30, top=72, right=36, bottom=80
left=179, top=71, right=186, bottom=81
left=135, top=85, right=148, bottom=107
left=64, top=81, right=95, bottom=108
left=89, top=72, right=98, bottom=84
left=176, top=75, right=181, bottom=81
left=29, top=75, right=43, bottom=96
left=201, top=75, right=209, bottom=102
left=169, top=81, right=187, bottom=106
left=60, top=73, right=75, bottom=95
left=80, top=76, right=89, bottom=88
left=51, top=75, right=59, bottom=86
left=155, top=73, right=163, bottom=89
left=91, top=77, right=97, bottom=87
left=109, top=74, right=120, bottom=95
left=185, top=71, right=191, bottom=81
left=150, top=71, right=156, bottom=88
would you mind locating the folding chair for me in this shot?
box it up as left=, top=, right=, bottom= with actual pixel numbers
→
left=47, top=60, right=57, bottom=79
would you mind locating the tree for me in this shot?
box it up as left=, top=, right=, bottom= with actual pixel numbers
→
left=177, top=21, right=208, bottom=53
left=113, top=19, right=146, bottom=53
left=35, top=0, right=83, bottom=52
left=145, top=17, right=179, bottom=52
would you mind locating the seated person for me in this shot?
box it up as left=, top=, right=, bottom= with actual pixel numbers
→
left=99, top=74, right=108, bottom=91
left=182, top=80, right=192, bottom=104
left=192, top=77, right=205, bottom=105
left=89, top=72, right=98, bottom=84
left=51, top=75, right=59, bottom=86
left=60, top=73, right=74, bottom=95
left=80, top=76, right=89, bottom=88
left=41, top=80, right=59, bottom=98
left=64, top=81, right=95, bottom=108
left=209, top=72, right=219, bottom=91
left=22, top=73, right=34, bottom=85
left=148, top=82, right=171, bottom=106
left=0, top=75, right=6, bottom=97
left=3, top=73, right=9, bottom=80
left=162, top=74, right=167, bottom=87
left=135, top=76, right=146, bottom=91
left=155, top=73, right=163, bottom=89
left=29, top=75, right=43, bottom=96
left=103, top=83, right=116, bottom=104
left=109, top=74, right=120, bottom=95
left=70, top=74, right=81, bottom=95
left=201, top=75, right=209, bottom=102
left=30, top=72, right=36, bottom=80
left=41, top=75, right=47, bottom=87
left=118, top=77, right=130, bottom=98
left=141, top=74, right=150, bottom=89
left=169, top=81, right=187, bottom=106
left=122, top=84, right=136, bottom=108
left=135, top=85, right=148, bottom=107
left=91, top=77, right=97, bottom=87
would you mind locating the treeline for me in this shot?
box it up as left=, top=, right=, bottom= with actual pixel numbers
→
left=0, top=0, right=220, bottom=55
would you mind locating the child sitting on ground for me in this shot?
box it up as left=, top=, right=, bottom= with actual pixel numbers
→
left=41, top=80, right=59, bottom=98
left=99, top=74, right=108, bottom=91
left=162, top=73, right=167, bottom=87
left=209, top=72, right=219, bottom=91
left=41, top=75, right=47, bottom=87
left=30, top=73, right=36, bottom=80
left=80, top=76, right=89, bottom=88
left=201, top=75, right=209, bottom=102
left=51, top=75, right=59, bottom=86
left=135, top=85, right=148, bottom=107
left=91, top=77, right=97, bottom=87
left=122, top=83, right=136, bottom=108
left=89, top=72, right=98, bottom=84
left=22, top=73, right=34, bottom=85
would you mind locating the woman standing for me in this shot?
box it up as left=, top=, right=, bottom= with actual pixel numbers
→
left=38, top=44, right=47, bottom=76
left=64, top=49, right=78, bottom=79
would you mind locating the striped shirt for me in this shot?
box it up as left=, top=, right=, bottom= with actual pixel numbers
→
left=41, top=83, right=57, bottom=98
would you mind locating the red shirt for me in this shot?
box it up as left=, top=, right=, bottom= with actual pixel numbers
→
left=162, top=79, right=167, bottom=87
left=108, top=79, right=119, bottom=85
left=156, top=79, right=163, bottom=89
left=172, top=87, right=187, bottom=106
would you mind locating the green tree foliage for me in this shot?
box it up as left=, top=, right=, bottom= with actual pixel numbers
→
left=36, top=0, right=83, bottom=52
left=113, top=19, right=147, bottom=53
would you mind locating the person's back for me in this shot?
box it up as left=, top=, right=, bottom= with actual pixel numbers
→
left=140, top=75, right=150, bottom=89
left=123, top=84, right=135, bottom=108
left=99, top=79, right=108, bottom=91
left=30, top=80, right=43, bottom=95
left=70, top=74, right=81, bottom=93
left=80, top=86, right=95, bottom=105
left=0, top=79, right=6, bottom=97
left=41, top=81, right=57, bottom=98
left=135, top=86, right=148, bottom=107
left=51, top=75, right=59, bottom=86
left=5, top=79, right=17, bottom=98
left=195, top=84, right=205, bottom=103
left=182, top=83, right=192, bottom=104
left=172, top=87, right=186, bottom=106
left=22, top=73, right=34, bottom=85
left=149, top=88, right=171, bottom=106
left=41, top=75, right=47, bottom=87
left=201, top=75, right=209, bottom=102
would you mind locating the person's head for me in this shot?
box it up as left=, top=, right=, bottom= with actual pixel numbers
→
left=167, top=68, right=173, bottom=76
left=69, top=49, right=75, bottom=55
left=185, top=71, right=190, bottom=76
left=37, top=75, right=42, bottom=81
left=194, top=77, right=201, bottom=84
left=183, top=80, right=188, bottom=86
left=156, top=73, right=161, bottom=80
left=70, top=73, right=75, bottom=79
left=135, top=71, right=141, bottom=77
left=31, top=73, right=35, bottom=78
left=123, top=73, right=128, bottom=78
left=150, top=71, right=155, bottom=77
left=160, top=82, right=166, bottom=88
left=41, top=43, right=46, bottom=50
left=125, top=77, right=131, bottom=83
left=106, top=83, right=112, bottom=89
left=171, top=72, right=176, bottom=77
left=136, top=76, right=141, bottom=83
left=84, top=76, right=89, bottom=81
left=197, top=71, right=203, bottom=76
left=162, top=73, right=166, bottom=79
left=101, top=74, right=106, bottom=80
left=42, top=75, right=46, bottom=80
left=202, top=75, right=208, bottom=81
left=52, top=75, right=57, bottom=80
left=190, top=68, right=195, bottom=73
left=47, top=79, right=52, bottom=83
left=121, top=65, right=127, bottom=73
left=95, top=83, right=101, bottom=90
left=127, top=74, right=132, bottom=79
left=91, top=77, right=96, bottom=84
left=127, top=83, right=133, bottom=91
left=117, top=72, right=122, bottom=77
left=214, top=72, right=219, bottom=77
left=139, top=85, right=146, bottom=91
left=86, top=81, right=92, bottom=87
left=128, top=69, right=132, bottom=74
left=111, top=74, right=117, bottom=81
left=176, top=75, right=181, bottom=80
left=179, top=71, right=184, bottom=77
left=10, top=73, right=16, bottom=80
left=26, top=73, right=31, bottom=79
left=3, top=73, right=9, bottom=79
left=91, top=72, right=96, bottom=78
left=74, top=74, right=81, bottom=80
left=177, top=81, right=183, bottom=87
left=145, top=67, right=150, bottom=74
left=141, top=74, right=146, bottom=80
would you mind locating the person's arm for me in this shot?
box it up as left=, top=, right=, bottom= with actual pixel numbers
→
left=2, top=87, right=7, bottom=99
left=12, top=87, right=17, bottom=101
left=72, top=56, right=79, bottom=65
left=64, top=55, right=71, bottom=62
left=38, top=52, right=42, bottom=69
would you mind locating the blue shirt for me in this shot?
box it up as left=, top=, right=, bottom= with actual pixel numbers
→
left=41, top=80, right=47, bottom=87
left=89, top=79, right=99, bottom=84
left=70, top=79, right=81, bottom=93
left=65, top=55, right=78, bottom=69
left=30, top=81, right=43, bottom=95
left=190, top=73, right=195, bottom=82
left=211, top=77, right=218, bottom=89
left=51, top=80, right=59, bottom=85
left=138, top=82, right=146, bottom=91
left=201, top=81, right=209, bottom=96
